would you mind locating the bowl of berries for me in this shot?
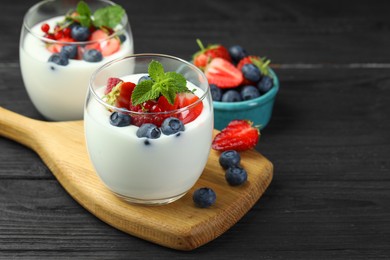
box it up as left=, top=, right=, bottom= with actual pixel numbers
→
left=192, top=40, right=279, bottom=130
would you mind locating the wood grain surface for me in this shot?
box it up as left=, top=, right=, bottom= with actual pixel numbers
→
left=1, top=0, right=390, bottom=258
left=0, top=107, right=273, bottom=251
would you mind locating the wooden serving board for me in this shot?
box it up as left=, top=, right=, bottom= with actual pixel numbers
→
left=0, top=107, right=273, bottom=251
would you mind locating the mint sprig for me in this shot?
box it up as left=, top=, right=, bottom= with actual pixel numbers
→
left=72, top=1, right=125, bottom=29
left=131, top=61, right=188, bottom=106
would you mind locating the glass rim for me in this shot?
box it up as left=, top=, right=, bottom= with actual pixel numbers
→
left=89, top=53, right=210, bottom=116
left=23, top=0, right=129, bottom=45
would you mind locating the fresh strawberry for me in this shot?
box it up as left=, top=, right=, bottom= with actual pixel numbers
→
left=212, top=120, right=260, bottom=151
left=236, top=55, right=261, bottom=71
left=193, top=39, right=231, bottom=69
left=89, top=29, right=120, bottom=56
left=176, top=92, right=203, bottom=124
left=157, top=95, right=179, bottom=111
left=116, top=82, right=136, bottom=109
left=46, top=37, right=75, bottom=53
left=205, top=58, right=243, bottom=88
left=105, top=77, right=123, bottom=95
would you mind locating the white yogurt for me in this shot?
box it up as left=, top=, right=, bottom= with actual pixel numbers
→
left=84, top=74, right=213, bottom=203
left=20, top=16, right=133, bottom=121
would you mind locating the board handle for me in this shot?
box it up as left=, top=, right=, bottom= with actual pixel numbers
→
left=0, top=107, right=44, bottom=150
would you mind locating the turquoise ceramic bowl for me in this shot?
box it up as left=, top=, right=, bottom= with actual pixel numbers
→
left=213, top=68, right=279, bottom=130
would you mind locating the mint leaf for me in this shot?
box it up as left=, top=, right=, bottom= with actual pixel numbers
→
left=148, top=60, right=165, bottom=82
left=93, top=5, right=125, bottom=28
left=131, top=80, right=158, bottom=106
left=131, top=60, right=190, bottom=106
left=76, top=1, right=92, bottom=27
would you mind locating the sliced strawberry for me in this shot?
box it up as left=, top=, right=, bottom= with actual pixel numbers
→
left=212, top=120, right=260, bottom=151
left=105, top=77, right=123, bottom=95
left=176, top=92, right=203, bottom=124
left=89, top=29, right=120, bottom=56
left=192, top=39, right=231, bottom=69
left=205, top=58, right=243, bottom=88
left=157, top=95, right=179, bottom=111
left=115, top=82, right=136, bottom=109
left=46, top=37, right=75, bottom=53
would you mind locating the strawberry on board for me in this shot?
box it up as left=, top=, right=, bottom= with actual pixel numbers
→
left=205, top=58, right=243, bottom=88
left=192, top=39, right=232, bottom=69
left=212, top=120, right=260, bottom=151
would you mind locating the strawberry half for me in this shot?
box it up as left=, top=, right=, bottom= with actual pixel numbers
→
left=212, top=120, right=260, bottom=151
left=88, top=29, right=120, bottom=57
left=176, top=92, right=203, bottom=124
left=193, top=39, right=231, bottom=69
left=205, top=58, right=243, bottom=88
left=116, top=82, right=136, bottom=109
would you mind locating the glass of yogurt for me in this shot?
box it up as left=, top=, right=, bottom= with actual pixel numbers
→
left=20, top=0, right=133, bottom=121
left=85, top=54, right=214, bottom=205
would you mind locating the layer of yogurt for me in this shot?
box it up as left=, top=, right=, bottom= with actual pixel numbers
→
left=84, top=74, right=213, bottom=201
left=20, top=16, right=133, bottom=121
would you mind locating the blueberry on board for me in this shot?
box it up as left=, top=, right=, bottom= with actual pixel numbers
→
left=221, top=89, right=242, bottom=102
left=71, top=25, right=90, bottom=41
left=193, top=187, right=216, bottom=208
left=240, top=85, right=260, bottom=100
left=229, top=45, right=248, bottom=63
left=48, top=53, right=69, bottom=66
left=219, top=150, right=241, bottom=169
left=109, top=112, right=131, bottom=127
left=210, top=84, right=222, bottom=101
left=60, top=45, right=77, bottom=59
left=257, top=75, right=274, bottom=94
left=83, top=49, right=103, bottom=62
left=225, top=166, right=248, bottom=186
left=161, top=117, right=184, bottom=135
left=242, top=63, right=261, bottom=82
left=138, top=75, right=152, bottom=84
left=136, top=123, right=161, bottom=139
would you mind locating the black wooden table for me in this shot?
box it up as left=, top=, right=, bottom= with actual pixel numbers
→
left=1, top=0, right=390, bottom=259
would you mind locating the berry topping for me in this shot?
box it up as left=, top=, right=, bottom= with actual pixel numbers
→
left=60, top=45, right=77, bottom=59
left=257, top=75, right=274, bottom=94
left=219, top=150, right=241, bottom=169
left=212, top=120, right=260, bottom=151
left=228, top=45, right=248, bottom=64
left=241, top=63, right=261, bottom=82
left=193, top=187, right=216, bottom=208
left=136, top=123, right=161, bottom=139
left=161, top=117, right=185, bottom=135
left=204, top=58, right=243, bottom=88
left=89, top=29, right=120, bottom=56
left=192, top=39, right=231, bottom=69
left=41, top=23, right=50, bottom=33
left=109, top=112, right=131, bottom=127
left=105, top=77, right=123, bottom=95
left=240, top=85, right=260, bottom=100
left=221, top=89, right=242, bottom=102
left=48, top=53, right=69, bottom=66
left=176, top=92, right=203, bottom=124
left=225, top=166, right=247, bottom=186
left=83, top=49, right=103, bottom=62
left=71, top=25, right=91, bottom=41
left=210, top=84, right=222, bottom=101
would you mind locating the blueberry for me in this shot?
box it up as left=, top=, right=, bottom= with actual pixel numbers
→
left=229, top=45, right=248, bottom=63
left=83, top=49, right=103, bottom=62
left=48, top=53, right=69, bottom=66
left=240, top=85, right=260, bottom=100
left=119, top=34, right=127, bottom=43
left=161, top=117, right=184, bottom=135
left=221, top=89, right=242, bottom=102
left=138, top=75, right=152, bottom=84
left=109, top=112, right=131, bottom=127
left=242, top=64, right=261, bottom=82
left=136, top=123, right=161, bottom=139
left=210, top=84, right=222, bottom=101
left=60, top=45, right=77, bottom=59
left=257, top=75, right=274, bottom=94
left=71, top=25, right=90, bottom=41
left=225, top=166, right=248, bottom=186
left=219, top=150, right=241, bottom=169
left=193, top=187, right=216, bottom=208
